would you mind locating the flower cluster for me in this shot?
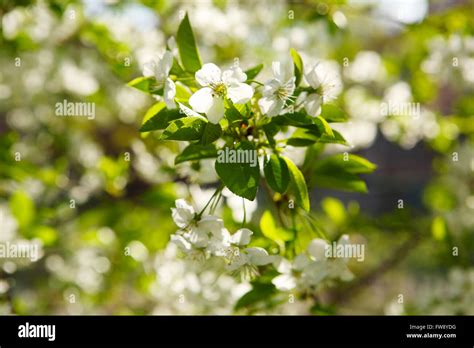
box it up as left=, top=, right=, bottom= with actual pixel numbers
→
left=169, top=199, right=272, bottom=279
left=272, top=235, right=354, bottom=291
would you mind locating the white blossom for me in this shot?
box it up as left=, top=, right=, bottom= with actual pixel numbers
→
left=143, top=51, right=176, bottom=109
left=189, top=63, right=254, bottom=123
left=304, top=60, right=342, bottom=112
left=258, top=61, right=296, bottom=117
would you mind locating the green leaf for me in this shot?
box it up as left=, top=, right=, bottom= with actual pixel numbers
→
left=176, top=13, right=202, bottom=73
left=321, top=197, right=346, bottom=225
left=175, top=144, right=218, bottom=164
left=245, top=64, right=264, bottom=81
left=313, top=116, right=334, bottom=137
left=9, top=190, right=35, bottom=229
left=160, top=116, right=207, bottom=141
left=431, top=216, right=447, bottom=241
left=200, top=122, right=222, bottom=145
left=318, top=129, right=348, bottom=145
left=264, top=154, right=289, bottom=193
left=224, top=101, right=244, bottom=123
left=169, top=57, right=185, bottom=76
left=140, top=103, right=184, bottom=132
left=174, top=81, right=192, bottom=102
left=282, top=156, right=310, bottom=212
left=215, top=141, right=260, bottom=200
left=235, top=282, right=277, bottom=311
left=316, top=154, right=377, bottom=174
left=312, top=171, right=368, bottom=193
left=286, top=128, right=320, bottom=147
left=271, top=112, right=321, bottom=133
left=310, top=154, right=376, bottom=193
left=260, top=210, right=293, bottom=242
left=290, top=48, right=304, bottom=86
left=127, top=76, right=155, bottom=93
left=321, top=104, right=348, bottom=122
left=262, top=123, right=279, bottom=147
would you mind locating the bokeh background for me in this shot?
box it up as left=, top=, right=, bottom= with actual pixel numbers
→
left=0, top=0, right=473, bottom=314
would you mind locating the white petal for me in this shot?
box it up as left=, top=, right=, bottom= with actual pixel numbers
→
left=206, top=96, right=225, bottom=123
left=262, top=79, right=281, bottom=97
left=305, top=63, right=321, bottom=89
left=272, top=274, right=297, bottom=291
left=272, top=61, right=283, bottom=80
left=186, top=226, right=209, bottom=248
left=307, top=239, right=329, bottom=261
left=222, top=66, right=247, bottom=84
left=226, top=252, right=248, bottom=271
left=167, top=36, right=178, bottom=56
left=195, top=63, right=222, bottom=86
left=178, top=102, right=205, bottom=118
left=164, top=78, right=176, bottom=109
left=197, top=215, right=225, bottom=234
left=273, top=256, right=292, bottom=274
left=170, top=234, right=192, bottom=253
left=302, top=261, right=328, bottom=285
left=189, top=87, right=214, bottom=113
left=171, top=199, right=195, bottom=228
left=293, top=253, right=310, bottom=271
left=142, top=60, right=156, bottom=78
left=259, top=96, right=284, bottom=117
left=161, top=51, right=174, bottom=76
left=227, top=83, right=254, bottom=104
left=304, top=93, right=322, bottom=116
left=230, top=228, right=253, bottom=246
left=207, top=228, right=231, bottom=256
left=246, top=247, right=271, bottom=266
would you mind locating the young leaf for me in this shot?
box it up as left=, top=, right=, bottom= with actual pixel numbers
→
left=309, top=154, right=376, bottom=193
left=282, top=156, right=310, bottom=212
left=127, top=76, right=155, bottom=93
left=200, top=122, right=222, bottom=145
left=175, top=144, right=218, bottom=164
left=264, top=154, right=289, bottom=193
left=311, top=171, right=368, bottom=193
left=140, top=103, right=184, bottom=132
left=160, top=116, right=207, bottom=140
left=245, top=64, right=264, bottom=81
left=235, top=282, right=277, bottom=311
left=176, top=13, right=202, bottom=73
left=313, top=116, right=334, bottom=137
left=286, top=128, right=320, bottom=147
left=215, top=141, right=260, bottom=200
left=318, top=129, right=348, bottom=145
left=290, top=48, right=303, bottom=86
left=225, top=101, right=244, bottom=123
left=260, top=210, right=293, bottom=242
left=321, top=104, right=348, bottom=122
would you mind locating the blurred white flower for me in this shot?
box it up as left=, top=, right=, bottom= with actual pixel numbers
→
left=272, top=235, right=354, bottom=291
left=259, top=61, right=296, bottom=117
left=189, top=63, right=254, bottom=123
left=60, top=62, right=99, bottom=96
left=143, top=51, right=176, bottom=108
left=304, top=60, right=342, bottom=104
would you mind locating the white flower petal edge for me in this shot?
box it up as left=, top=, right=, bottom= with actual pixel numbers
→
left=230, top=228, right=253, bottom=246
left=195, top=63, right=222, bottom=86
left=227, top=83, right=253, bottom=104
left=189, top=87, right=214, bottom=113
left=259, top=60, right=296, bottom=117
left=171, top=199, right=195, bottom=228
left=189, top=63, right=254, bottom=123
left=142, top=51, right=176, bottom=108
